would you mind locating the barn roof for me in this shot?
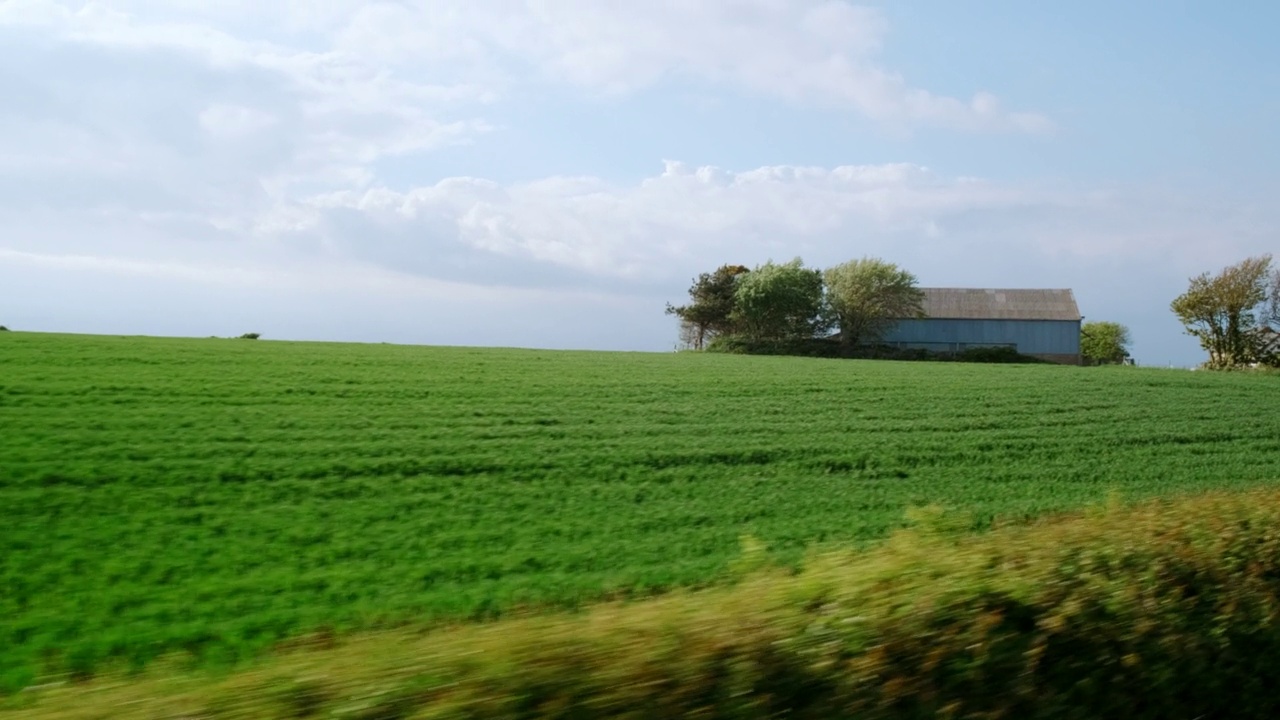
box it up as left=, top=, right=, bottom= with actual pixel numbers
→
left=916, top=288, right=1082, bottom=321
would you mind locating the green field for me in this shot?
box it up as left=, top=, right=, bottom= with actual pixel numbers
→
left=3, top=332, right=1280, bottom=690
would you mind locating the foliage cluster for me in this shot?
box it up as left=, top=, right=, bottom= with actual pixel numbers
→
left=1171, top=254, right=1280, bottom=368
left=823, top=258, right=926, bottom=347
left=1080, top=320, right=1132, bottom=365
left=667, top=257, right=923, bottom=350
left=663, top=264, right=748, bottom=349
left=4, top=333, right=1280, bottom=689
left=731, top=259, right=828, bottom=341
left=17, top=488, right=1280, bottom=719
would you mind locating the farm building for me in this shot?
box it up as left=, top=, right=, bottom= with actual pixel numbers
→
left=880, top=288, right=1083, bottom=364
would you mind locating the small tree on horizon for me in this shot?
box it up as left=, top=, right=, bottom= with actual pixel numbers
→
left=1080, top=321, right=1132, bottom=365
left=823, top=257, right=925, bottom=349
left=665, top=264, right=750, bottom=349
left=1170, top=254, right=1273, bottom=368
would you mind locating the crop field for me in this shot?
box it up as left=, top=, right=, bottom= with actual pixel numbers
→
left=3, top=332, right=1280, bottom=690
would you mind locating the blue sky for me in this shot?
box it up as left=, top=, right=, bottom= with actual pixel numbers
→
left=1, top=1, right=1276, bottom=366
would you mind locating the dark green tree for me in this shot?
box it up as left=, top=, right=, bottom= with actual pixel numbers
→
left=1080, top=321, right=1132, bottom=365
left=666, top=264, right=750, bottom=349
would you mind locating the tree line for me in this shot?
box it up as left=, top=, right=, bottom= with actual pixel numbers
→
left=665, top=252, right=1280, bottom=369
left=667, top=257, right=1139, bottom=364
left=665, top=257, right=925, bottom=352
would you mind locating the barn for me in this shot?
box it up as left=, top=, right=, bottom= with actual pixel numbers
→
left=880, top=288, right=1083, bottom=364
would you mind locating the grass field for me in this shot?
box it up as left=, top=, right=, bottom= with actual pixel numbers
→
left=3, top=332, right=1280, bottom=691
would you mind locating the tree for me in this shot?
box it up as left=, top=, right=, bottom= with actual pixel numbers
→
left=1080, top=321, right=1131, bottom=365
left=731, top=258, right=827, bottom=341
left=665, top=264, right=750, bottom=349
left=1268, top=266, right=1280, bottom=326
left=822, top=257, right=924, bottom=348
left=1170, top=254, right=1273, bottom=368
left=1256, top=266, right=1280, bottom=366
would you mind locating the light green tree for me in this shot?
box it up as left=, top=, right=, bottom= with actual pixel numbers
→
left=1080, top=321, right=1132, bottom=365
left=731, top=258, right=827, bottom=341
left=823, top=257, right=925, bottom=348
left=1170, top=255, right=1273, bottom=368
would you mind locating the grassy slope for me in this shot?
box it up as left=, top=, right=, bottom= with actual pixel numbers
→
left=3, top=332, right=1280, bottom=688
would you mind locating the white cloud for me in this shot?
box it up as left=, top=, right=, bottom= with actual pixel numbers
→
left=0, top=0, right=492, bottom=208
left=198, top=104, right=277, bottom=138
left=0, top=0, right=1054, bottom=269
left=2, top=1, right=1048, bottom=140
left=284, top=162, right=1067, bottom=281
left=332, top=0, right=1050, bottom=133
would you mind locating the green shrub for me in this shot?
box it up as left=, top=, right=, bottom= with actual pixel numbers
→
left=238, top=333, right=261, bottom=340
left=951, top=345, right=1043, bottom=363
left=706, top=335, right=844, bottom=358
left=401, top=489, right=1280, bottom=718
left=0, top=326, right=9, bottom=332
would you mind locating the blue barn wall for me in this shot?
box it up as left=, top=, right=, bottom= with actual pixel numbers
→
left=880, top=319, right=1081, bottom=355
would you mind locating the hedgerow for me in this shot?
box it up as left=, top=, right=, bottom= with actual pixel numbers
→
left=706, top=335, right=1044, bottom=363
left=15, top=488, right=1280, bottom=718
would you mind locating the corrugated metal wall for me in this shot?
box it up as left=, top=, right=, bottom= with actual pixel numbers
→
left=880, top=319, right=1081, bottom=355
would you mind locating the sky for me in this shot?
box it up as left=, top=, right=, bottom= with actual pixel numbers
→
left=2, top=1, right=1277, bottom=366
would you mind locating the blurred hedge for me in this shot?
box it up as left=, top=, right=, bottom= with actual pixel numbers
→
left=15, top=488, right=1280, bottom=719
